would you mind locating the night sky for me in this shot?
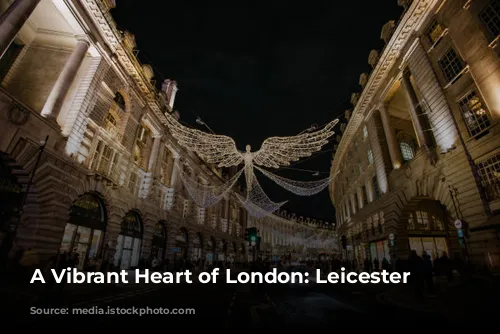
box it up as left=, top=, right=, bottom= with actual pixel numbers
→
left=112, top=1, right=403, bottom=222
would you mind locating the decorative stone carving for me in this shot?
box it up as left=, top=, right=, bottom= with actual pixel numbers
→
left=123, top=31, right=136, bottom=51
left=142, top=64, right=154, bottom=81
left=368, top=50, right=380, bottom=68
left=381, top=21, right=396, bottom=44
left=359, top=73, right=368, bottom=88
left=351, top=93, right=360, bottom=107
left=345, top=109, right=352, bottom=121
left=100, top=0, right=116, bottom=12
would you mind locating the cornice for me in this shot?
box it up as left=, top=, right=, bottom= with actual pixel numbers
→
left=329, top=0, right=437, bottom=190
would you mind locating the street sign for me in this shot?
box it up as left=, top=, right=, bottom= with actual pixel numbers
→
left=454, top=219, right=462, bottom=230
left=172, top=247, right=181, bottom=253
left=389, top=233, right=395, bottom=240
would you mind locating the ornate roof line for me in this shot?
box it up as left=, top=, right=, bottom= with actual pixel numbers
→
left=330, top=0, right=437, bottom=187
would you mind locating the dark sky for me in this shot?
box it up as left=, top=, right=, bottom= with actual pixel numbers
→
left=112, top=1, right=403, bottom=222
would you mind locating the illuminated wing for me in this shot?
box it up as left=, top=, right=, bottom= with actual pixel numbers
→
left=253, top=119, right=339, bottom=168
left=165, top=113, right=243, bottom=167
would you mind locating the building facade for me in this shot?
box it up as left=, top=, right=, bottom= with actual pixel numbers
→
left=0, top=0, right=249, bottom=270
left=330, top=0, right=500, bottom=269
left=248, top=210, right=338, bottom=261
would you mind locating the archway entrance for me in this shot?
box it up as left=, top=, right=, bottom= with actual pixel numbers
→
left=151, top=221, right=167, bottom=261
left=60, top=193, right=107, bottom=269
left=115, top=211, right=143, bottom=269
left=192, top=232, right=203, bottom=261
left=405, top=200, right=450, bottom=261
left=175, top=227, right=188, bottom=259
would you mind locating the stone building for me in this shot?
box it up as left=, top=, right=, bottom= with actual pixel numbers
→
left=248, top=210, right=338, bottom=261
left=0, top=0, right=248, bottom=269
left=330, top=0, right=500, bottom=269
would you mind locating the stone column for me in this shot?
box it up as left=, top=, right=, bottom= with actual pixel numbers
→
left=0, top=0, right=40, bottom=59
left=41, top=37, right=90, bottom=120
left=401, top=69, right=433, bottom=149
left=379, top=106, right=403, bottom=169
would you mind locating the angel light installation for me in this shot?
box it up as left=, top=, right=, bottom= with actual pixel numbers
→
left=165, top=111, right=339, bottom=218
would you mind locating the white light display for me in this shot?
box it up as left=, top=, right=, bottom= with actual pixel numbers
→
left=165, top=111, right=338, bottom=217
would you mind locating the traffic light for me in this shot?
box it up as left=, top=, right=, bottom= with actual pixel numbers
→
left=246, top=227, right=258, bottom=247
left=341, top=235, right=347, bottom=250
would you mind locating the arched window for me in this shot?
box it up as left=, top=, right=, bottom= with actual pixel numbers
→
left=151, top=221, right=167, bottom=260
left=104, top=92, right=126, bottom=136
left=114, top=92, right=126, bottom=111
left=115, top=211, right=143, bottom=269
left=60, top=193, right=107, bottom=269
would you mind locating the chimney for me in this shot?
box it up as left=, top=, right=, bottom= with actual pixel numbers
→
left=162, top=79, right=178, bottom=109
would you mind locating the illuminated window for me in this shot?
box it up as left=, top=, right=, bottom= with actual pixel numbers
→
left=90, top=140, right=120, bottom=181
left=479, top=0, right=500, bottom=41
left=477, top=152, right=500, bottom=201
left=60, top=193, right=106, bottom=270
left=399, top=141, right=415, bottom=161
left=438, top=49, right=465, bottom=83
left=458, top=91, right=491, bottom=137
left=426, top=20, right=445, bottom=45
left=363, top=126, right=368, bottom=140
left=367, top=148, right=374, bottom=165
left=114, top=211, right=143, bottom=270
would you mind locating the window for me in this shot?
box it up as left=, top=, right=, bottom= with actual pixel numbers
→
left=367, top=148, right=374, bottom=165
left=363, top=126, right=368, bottom=140
left=354, top=140, right=359, bottom=151
left=372, top=176, right=380, bottom=200
left=458, top=91, right=491, bottom=137
left=358, top=162, right=363, bottom=175
left=128, top=172, right=139, bottom=194
left=438, top=49, right=465, bottom=83
left=90, top=140, right=120, bottom=180
left=477, top=152, right=500, bottom=201
left=399, top=141, right=415, bottom=161
left=160, top=148, right=174, bottom=186
left=426, top=20, right=445, bottom=45
left=362, top=186, right=368, bottom=205
left=114, top=93, right=126, bottom=110
left=479, top=0, right=500, bottom=41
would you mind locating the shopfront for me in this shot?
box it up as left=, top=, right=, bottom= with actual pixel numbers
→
left=151, top=221, right=167, bottom=260
left=114, top=211, right=143, bottom=270
left=406, top=202, right=450, bottom=261
left=207, top=237, right=215, bottom=264
left=60, top=193, right=107, bottom=269
left=192, top=232, right=203, bottom=261
left=369, top=240, right=390, bottom=265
